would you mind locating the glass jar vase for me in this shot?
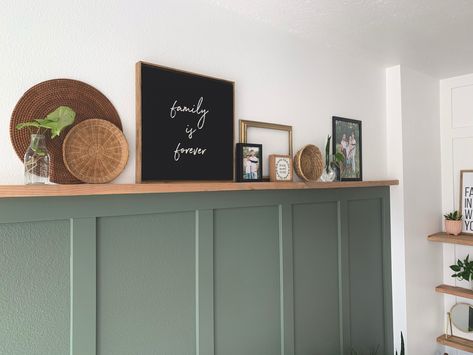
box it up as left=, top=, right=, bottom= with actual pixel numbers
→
left=24, top=134, right=50, bottom=184
left=320, top=154, right=341, bottom=182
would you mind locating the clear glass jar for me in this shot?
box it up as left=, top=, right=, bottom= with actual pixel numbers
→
left=24, top=134, right=50, bottom=184
left=320, top=154, right=341, bottom=182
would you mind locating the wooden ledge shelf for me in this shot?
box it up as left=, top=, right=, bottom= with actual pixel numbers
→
left=436, top=284, right=473, bottom=299
left=0, top=180, right=398, bottom=199
left=437, top=334, right=473, bottom=353
left=428, top=232, right=473, bottom=246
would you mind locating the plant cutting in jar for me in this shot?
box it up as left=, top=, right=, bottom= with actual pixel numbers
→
left=321, top=135, right=345, bottom=182
left=16, top=106, right=76, bottom=184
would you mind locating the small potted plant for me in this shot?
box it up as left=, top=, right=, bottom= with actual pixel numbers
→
left=450, top=255, right=473, bottom=289
left=444, top=210, right=463, bottom=236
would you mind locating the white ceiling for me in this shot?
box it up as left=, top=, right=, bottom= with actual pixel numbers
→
left=206, top=0, right=473, bottom=78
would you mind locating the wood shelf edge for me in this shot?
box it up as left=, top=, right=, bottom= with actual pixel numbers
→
left=437, top=334, right=473, bottom=353
left=436, top=284, right=473, bottom=299
left=0, top=179, right=399, bottom=199
left=428, top=232, right=473, bottom=246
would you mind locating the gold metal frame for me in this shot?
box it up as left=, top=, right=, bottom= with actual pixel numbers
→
left=239, top=119, right=293, bottom=157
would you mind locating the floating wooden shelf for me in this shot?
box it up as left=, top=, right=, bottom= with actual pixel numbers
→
left=436, top=284, right=473, bottom=299
left=437, top=334, right=473, bottom=353
left=428, top=232, right=473, bottom=246
left=0, top=180, right=398, bottom=199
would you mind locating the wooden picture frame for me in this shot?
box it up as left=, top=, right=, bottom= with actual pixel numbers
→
left=239, top=119, right=293, bottom=180
left=136, top=61, right=234, bottom=182
left=332, top=116, right=362, bottom=181
left=269, top=155, right=293, bottom=182
left=236, top=143, right=263, bottom=182
left=460, top=170, right=473, bottom=234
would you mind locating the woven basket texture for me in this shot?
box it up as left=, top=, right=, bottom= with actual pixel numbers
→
left=10, top=79, right=122, bottom=184
left=294, top=144, right=323, bottom=182
left=63, top=119, right=128, bottom=184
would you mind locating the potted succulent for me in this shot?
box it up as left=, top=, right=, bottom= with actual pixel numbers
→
left=450, top=255, right=473, bottom=289
left=444, top=210, right=463, bottom=236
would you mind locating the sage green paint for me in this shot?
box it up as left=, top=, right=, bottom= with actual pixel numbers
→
left=0, top=220, right=70, bottom=355
left=214, top=206, right=281, bottom=355
left=293, top=202, right=341, bottom=355
left=96, top=212, right=196, bottom=355
left=0, top=187, right=393, bottom=355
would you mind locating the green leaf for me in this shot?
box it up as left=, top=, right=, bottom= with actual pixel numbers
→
left=43, top=106, right=76, bottom=138
left=451, top=265, right=461, bottom=272
left=15, top=106, right=76, bottom=139
left=335, top=152, right=345, bottom=163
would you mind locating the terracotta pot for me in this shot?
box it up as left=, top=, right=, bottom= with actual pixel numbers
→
left=445, top=220, right=462, bottom=236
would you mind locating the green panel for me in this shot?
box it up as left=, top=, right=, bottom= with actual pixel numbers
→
left=293, top=202, right=341, bottom=355
left=96, top=212, right=196, bottom=355
left=0, top=220, right=70, bottom=355
left=214, top=206, right=281, bottom=355
left=347, top=199, right=386, bottom=354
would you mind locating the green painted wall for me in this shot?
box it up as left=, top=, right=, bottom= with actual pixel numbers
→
left=0, top=187, right=393, bottom=355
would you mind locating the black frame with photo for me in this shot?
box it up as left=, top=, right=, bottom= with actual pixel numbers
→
left=332, top=116, right=362, bottom=181
left=236, top=143, right=263, bottom=182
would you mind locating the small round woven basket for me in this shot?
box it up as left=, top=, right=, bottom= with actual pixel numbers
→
left=63, top=119, right=128, bottom=184
left=294, top=144, right=323, bottom=182
left=10, top=79, right=122, bottom=184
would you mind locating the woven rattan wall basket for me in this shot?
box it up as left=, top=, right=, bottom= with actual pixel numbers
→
left=10, top=79, right=122, bottom=184
left=63, top=119, right=128, bottom=184
left=294, top=144, right=323, bottom=182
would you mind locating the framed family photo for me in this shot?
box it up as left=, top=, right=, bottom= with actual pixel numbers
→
left=332, top=116, right=362, bottom=181
left=236, top=143, right=263, bottom=182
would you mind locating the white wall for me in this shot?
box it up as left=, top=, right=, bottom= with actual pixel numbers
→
left=0, top=0, right=389, bottom=183
left=386, top=65, right=408, bottom=353
left=387, top=65, right=444, bottom=354
left=440, top=73, right=473, bottom=355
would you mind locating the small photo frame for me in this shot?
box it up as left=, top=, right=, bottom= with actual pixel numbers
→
left=332, top=116, right=362, bottom=181
left=269, top=155, right=293, bottom=182
left=236, top=143, right=263, bottom=182
left=460, top=170, right=473, bottom=234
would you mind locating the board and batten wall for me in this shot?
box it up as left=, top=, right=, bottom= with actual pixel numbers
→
left=440, top=72, right=473, bottom=355
left=0, top=0, right=388, bottom=184
left=0, top=187, right=393, bottom=355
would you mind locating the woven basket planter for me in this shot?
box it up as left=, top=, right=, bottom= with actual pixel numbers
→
left=294, top=144, right=323, bottom=182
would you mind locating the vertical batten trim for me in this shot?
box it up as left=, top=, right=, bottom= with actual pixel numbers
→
left=70, top=217, right=97, bottom=355
left=196, top=209, right=215, bottom=355
left=339, top=199, right=351, bottom=354
left=381, top=192, right=394, bottom=353
left=279, top=205, right=285, bottom=354
left=279, top=204, right=295, bottom=355
left=195, top=211, right=200, bottom=355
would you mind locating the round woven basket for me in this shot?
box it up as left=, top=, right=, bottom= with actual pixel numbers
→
left=10, top=79, right=122, bottom=184
left=294, top=144, right=323, bottom=182
left=63, top=119, right=128, bottom=184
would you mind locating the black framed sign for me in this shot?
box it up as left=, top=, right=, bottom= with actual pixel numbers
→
left=136, top=62, right=234, bottom=182
left=332, top=116, right=362, bottom=181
